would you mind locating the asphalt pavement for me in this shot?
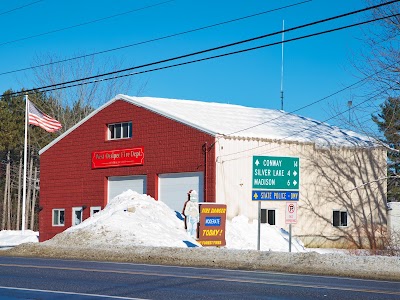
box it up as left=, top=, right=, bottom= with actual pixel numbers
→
left=0, top=256, right=399, bottom=299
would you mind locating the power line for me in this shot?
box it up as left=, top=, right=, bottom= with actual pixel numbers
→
left=0, top=0, right=313, bottom=77
left=24, top=16, right=398, bottom=155
left=1, top=0, right=396, bottom=82
left=0, top=0, right=43, bottom=17
left=225, top=59, right=398, bottom=137
left=8, top=8, right=400, bottom=98
left=0, top=0, right=175, bottom=47
left=6, top=15, right=397, bottom=154
left=3, top=0, right=399, bottom=146
left=220, top=86, right=391, bottom=163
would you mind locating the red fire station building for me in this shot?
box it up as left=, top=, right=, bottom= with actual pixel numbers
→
left=39, top=95, right=216, bottom=241
left=39, top=94, right=386, bottom=249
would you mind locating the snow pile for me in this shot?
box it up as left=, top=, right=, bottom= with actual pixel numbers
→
left=42, top=190, right=306, bottom=252
left=226, top=216, right=305, bottom=252
left=44, top=190, right=200, bottom=248
left=0, top=230, right=38, bottom=247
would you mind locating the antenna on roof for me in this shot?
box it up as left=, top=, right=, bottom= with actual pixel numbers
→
left=280, top=20, right=285, bottom=111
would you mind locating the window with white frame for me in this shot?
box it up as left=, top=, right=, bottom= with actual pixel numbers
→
left=108, top=122, right=132, bottom=140
left=333, top=210, right=348, bottom=227
left=52, top=209, right=65, bottom=226
left=90, top=206, right=101, bottom=217
left=72, top=207, right=83, bottom=226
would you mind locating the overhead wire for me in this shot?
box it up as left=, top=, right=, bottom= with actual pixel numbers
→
left=2, top=1, right=398, bottom=151
left=0, top=0, right=175, bottom=47
left=224, top=57, right=399, bottom=137
left=6, top=8, right=400, bottom=99
left=4, top=0, right=399, bottom=98
left=219, top=85, right=392, bottom=163
left=0, top=0, right=43, bottom=17
left=0, top=0, right=313, bottom=77
left=13, top=23, right=398, bottom=156
left=3, top=2, right=398, bottom=148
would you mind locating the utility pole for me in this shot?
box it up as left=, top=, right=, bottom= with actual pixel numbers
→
left=280, top=20, right=285, bottom=111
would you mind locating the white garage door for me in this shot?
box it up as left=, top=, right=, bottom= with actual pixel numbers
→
left=158, top=172, right=203, bottom=212
left=108, top=175, right=147, bottom=202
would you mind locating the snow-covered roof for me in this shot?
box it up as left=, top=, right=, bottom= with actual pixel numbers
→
left=40, top=94, right=376, bottom=154
left=120, top=94, right=375, bottom=147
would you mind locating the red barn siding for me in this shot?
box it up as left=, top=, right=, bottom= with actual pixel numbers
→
left=39, top=99, right=216, bottom=241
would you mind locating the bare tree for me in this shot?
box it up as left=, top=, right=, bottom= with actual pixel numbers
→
left=300, top=146, right=388, bottom=249
left=30, top=52, right=141, bottom=132
left=357, top=1, right=400, bottom=97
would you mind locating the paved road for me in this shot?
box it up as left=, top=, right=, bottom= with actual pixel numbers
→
left=0, top=256, right=399, bottom=299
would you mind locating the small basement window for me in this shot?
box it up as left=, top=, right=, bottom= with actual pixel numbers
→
left=108, top=122, right=132, bottom=140
left=90, top=206, right=101, bottom=217
left=333, top=210, right=348, bottom=227
left=52, top=209, right=65, bottom=226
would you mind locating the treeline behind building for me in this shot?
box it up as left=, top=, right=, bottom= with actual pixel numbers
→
left=0, top=90, right=93, bottom=231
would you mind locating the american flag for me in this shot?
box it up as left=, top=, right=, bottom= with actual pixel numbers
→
left=28, top=100, right=62, bottom=133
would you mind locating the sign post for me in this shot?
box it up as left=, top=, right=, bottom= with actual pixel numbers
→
left=252, top=156, right=300, bottom=251
left=285, top=202, right=298, bottom=252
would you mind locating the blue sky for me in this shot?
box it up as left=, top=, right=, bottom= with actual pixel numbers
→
left=0, top=0, right=379, bottom=130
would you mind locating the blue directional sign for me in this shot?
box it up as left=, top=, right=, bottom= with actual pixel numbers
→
left=252, top=156, right=300, bottom=201
left=252, top=190, right=299, bottom=201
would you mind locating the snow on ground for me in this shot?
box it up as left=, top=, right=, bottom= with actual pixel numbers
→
left=226, top=215, right=305, bottom=252
left=0, top=230, right=38, bottom=248
left=0, top=190, right=305, bottom=251
left=42, top=190, right=306, bottom=251
left=3, top=191, right=400, bottom=281
left=45, top=190, right=200, bottom=248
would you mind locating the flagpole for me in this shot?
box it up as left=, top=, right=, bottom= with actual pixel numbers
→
left=22, top=95, right=29, bottom=234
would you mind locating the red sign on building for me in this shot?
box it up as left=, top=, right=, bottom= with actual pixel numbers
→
left=91, top=147, right=144, bottom=169
left=198, top=203, right=227, bottom=247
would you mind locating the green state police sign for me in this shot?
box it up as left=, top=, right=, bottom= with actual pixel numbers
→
left=252, top=156, right=300, bottom=201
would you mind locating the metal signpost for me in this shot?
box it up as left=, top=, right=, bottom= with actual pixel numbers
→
left=252, top=156, right=300, bottom=250
left=285, top=202, right=298, bottom=252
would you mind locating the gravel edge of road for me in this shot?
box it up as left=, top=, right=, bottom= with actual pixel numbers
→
left=1, top=243, right=399, bottom=281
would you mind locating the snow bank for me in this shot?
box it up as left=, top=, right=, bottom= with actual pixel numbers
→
left=0, top=230, right=38, bottom=247
left=1, top=191, right=306, bottom=252
left=44, top=190, right=200, bottom=248
left=42, top=190, right=306, bottom=252
left=226, top=216, right=305, bottom=252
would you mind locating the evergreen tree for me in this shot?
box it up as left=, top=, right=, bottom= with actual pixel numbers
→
left=372, top=97, right=400, bottom=202
left=0, top=91, right=24, bottom=151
